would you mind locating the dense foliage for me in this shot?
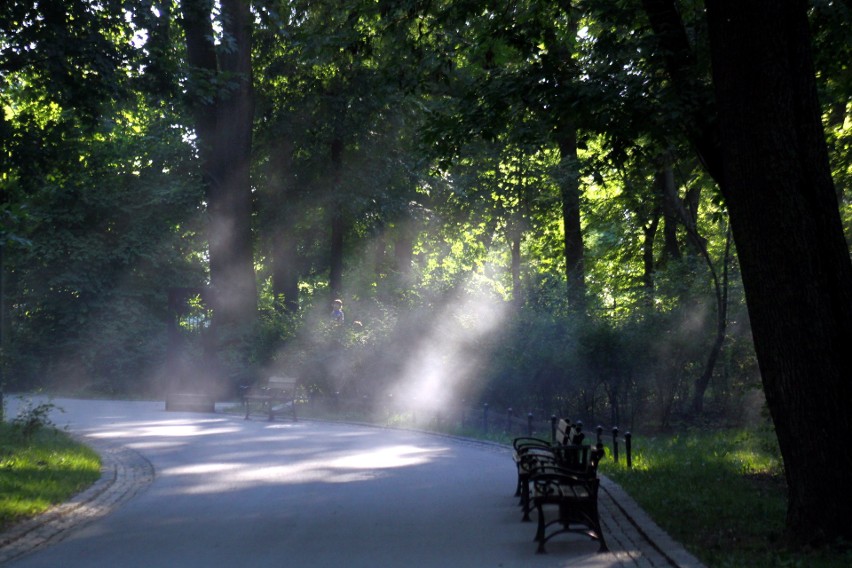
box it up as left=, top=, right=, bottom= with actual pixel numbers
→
left=0, top=1, right=849, bottom=433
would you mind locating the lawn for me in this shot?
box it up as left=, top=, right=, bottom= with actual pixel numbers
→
left=600, top=429, right=852, bottom=567
left=0, top=420, right=102, bottom=530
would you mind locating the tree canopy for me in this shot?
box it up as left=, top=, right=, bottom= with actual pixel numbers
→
left=1, top=0, right=850, bottom=548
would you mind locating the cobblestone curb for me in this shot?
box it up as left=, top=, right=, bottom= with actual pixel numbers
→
left=0, top=436, right=155, bottom=564
left=599, top=476, right=707, bottom=568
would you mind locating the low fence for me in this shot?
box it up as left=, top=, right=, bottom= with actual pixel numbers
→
left=470, top=404, right=634, bottom=469
left=302, top=393, right=634, bottom=468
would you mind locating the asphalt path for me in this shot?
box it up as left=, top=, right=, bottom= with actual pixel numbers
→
left=0, top=397, right=701, bottom=568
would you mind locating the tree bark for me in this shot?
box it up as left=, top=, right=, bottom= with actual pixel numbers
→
left=329, top=136, right=345, bottom=300
left=690, top=227, right=731, bottom=414
left=657, top=161, right=681, bottom=261
left=267, top=140, right=300, bottom=313
left=701, top=0, right=852, bottom=545
left=511, top=224, right=522, bottom=308
left=181, top=0, right=257, bottom=386
left=555, top=126, right=587, bottom=312
left=641, top=209, right=660, bottom=301
left=272, top=227, right=300, bottom=314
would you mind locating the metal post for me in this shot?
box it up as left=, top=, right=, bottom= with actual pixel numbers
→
left=527, top=412, right=534, bottom=437
left=506, top=407, right=513, bottom=434
left=625, top=432, right=633, bottom=469
left=551, top=415, right=558, bottom=442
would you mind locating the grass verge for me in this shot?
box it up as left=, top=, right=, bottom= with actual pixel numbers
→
left=0, top=421, right=102, bottom=531
left=600, top=429, right=852, bottom=567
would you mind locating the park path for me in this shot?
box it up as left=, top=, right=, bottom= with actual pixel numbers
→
left=0, top=397, right=703, bottom=568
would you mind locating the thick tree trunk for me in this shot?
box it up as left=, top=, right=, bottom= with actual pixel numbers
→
left=0, top=243, right=6, bottom=392
left=181, top=0, right=257, bottom=390
left=641, top=211, right=660, bottom=301
left=657, top=162, right=681, bottom=261
left=555, top=127, right=586, bottom=312
left=329, top=137, right=345, bottom=300
left=272, top=228, right=300, bottom=314
left=210, top=0, right=257, bottom=329
left=267, top=140, right=300, bottom=314
left=704, top=1, right=852, bottom=545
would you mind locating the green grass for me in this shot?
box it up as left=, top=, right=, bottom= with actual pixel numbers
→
left=0, top=422, right=102, bottom=531
left=600, top=429, right=852, bottom=567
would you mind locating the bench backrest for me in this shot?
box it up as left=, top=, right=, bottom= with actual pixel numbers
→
left=558, top=419, right=602, bottom=474
left=555, top=419, right=586, bottom=446
left=266, top=376, right=297, bottom=393
left=554, top=419, right=571, bottom=445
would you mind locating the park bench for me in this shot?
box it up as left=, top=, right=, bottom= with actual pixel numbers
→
left=241, top=376, right=298, bottom=421
left=530, top=464, right=608, bottom=553
left=512, top=419, right=608, bottom=553
left=513, top=420, right=597, bottom=520
left=513, top=419, right=572, bottom=505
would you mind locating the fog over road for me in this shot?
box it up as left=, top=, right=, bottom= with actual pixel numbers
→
left=1, top=397, right=619, bottom=568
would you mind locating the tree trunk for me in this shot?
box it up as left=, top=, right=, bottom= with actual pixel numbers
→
left=657, top=161, right=681, bottom=261
left=267, top=140, right=300, bottom=314
left=0, top=243, right=6, bottom=392
left=703, top=1, right=852, bottom=545
left=329, top=136, right=345, bottom=300
left=641, top=209, right=660, bottom=301
left=181, top=0, right=257, bottom=390
left=272, top=228, right=300, bottom=314
left=511, top=225, right=522, bottom=308
left=555, top=126, right=586, bottom=312
left=690, top=227, right=731, bottom=413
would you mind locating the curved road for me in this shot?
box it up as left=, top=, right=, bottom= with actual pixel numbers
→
left=0, top=398, right=702, bottom=568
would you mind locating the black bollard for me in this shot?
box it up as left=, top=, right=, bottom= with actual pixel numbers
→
left=551, top=415, right=558, bottom=442
left=527, top=412, right=534, bottom=437
left=506, top=407, right=513, bottom=434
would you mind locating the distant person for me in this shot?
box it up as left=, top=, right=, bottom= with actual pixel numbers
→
left=331, top=299, right=344, bottom=323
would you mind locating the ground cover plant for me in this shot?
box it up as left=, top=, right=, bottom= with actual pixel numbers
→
left=601, top=429, right=852, bottom=567
left=0, top=406, right=101, bottom=530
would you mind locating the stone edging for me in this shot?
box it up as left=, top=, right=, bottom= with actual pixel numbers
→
left=0, top=436, right=155, bottom=564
